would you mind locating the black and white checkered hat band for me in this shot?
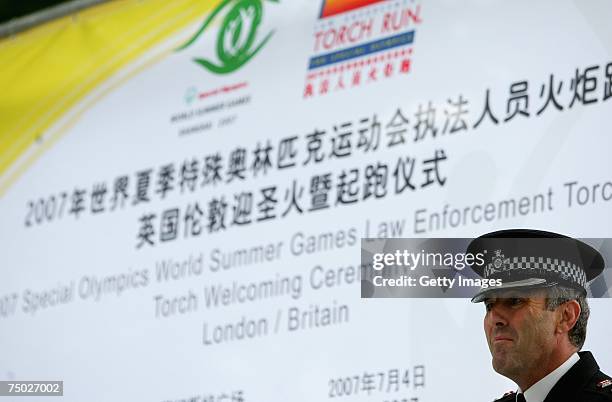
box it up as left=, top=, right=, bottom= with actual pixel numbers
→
left=484, top=256, right=587, bottom=288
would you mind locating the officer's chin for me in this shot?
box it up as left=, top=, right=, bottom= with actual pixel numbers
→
left=491, top=351, right=520, bottom=379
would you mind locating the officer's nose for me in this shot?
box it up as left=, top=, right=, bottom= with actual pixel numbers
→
left=485, top=304, right=508, bottom=328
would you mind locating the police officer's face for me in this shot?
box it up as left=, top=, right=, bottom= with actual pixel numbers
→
left=483, top=290, right=557, bottom=379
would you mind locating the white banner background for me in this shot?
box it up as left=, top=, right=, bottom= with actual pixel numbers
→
left=1, top=1, right=611, bottom=401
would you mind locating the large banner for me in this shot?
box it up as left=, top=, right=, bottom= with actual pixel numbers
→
left=1, top=1, right=611, bottom=401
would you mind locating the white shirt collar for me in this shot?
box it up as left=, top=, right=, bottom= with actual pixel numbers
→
left=518, top=352, right=580, bottom=402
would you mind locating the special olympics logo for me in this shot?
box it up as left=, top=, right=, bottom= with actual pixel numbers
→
left=177, top=0, right=278, bottom=74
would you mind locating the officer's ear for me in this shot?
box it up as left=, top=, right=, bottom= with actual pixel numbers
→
left=556, top=299, right=581, bottom=335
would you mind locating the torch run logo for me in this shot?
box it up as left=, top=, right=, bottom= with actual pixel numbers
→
left=304, top=0, right=422, bottom=98
left=177, top=0, right=278, bottom=74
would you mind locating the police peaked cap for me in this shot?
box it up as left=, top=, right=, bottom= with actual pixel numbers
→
left=468, top=229, right=605, bottom=303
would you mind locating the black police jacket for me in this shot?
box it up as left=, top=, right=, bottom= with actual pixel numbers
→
left=495, top=351, right=612, bottom=402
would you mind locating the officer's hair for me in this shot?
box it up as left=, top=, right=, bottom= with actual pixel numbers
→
left=545, top=286, right=589, bottom=349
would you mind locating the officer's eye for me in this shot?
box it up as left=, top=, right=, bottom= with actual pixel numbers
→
left=484, top=301, right=494, bottom=312
left=507, top=297, right=523, bottom=307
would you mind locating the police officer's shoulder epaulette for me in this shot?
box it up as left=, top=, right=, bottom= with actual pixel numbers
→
left=585, top=372, right=612, bottom=400
left=493, top=390, right=516, bottom=402
left=597, top=379, right=612, bottom=389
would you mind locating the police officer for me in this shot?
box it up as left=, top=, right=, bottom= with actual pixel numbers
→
left=468, top=229, right=612, bottom=402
